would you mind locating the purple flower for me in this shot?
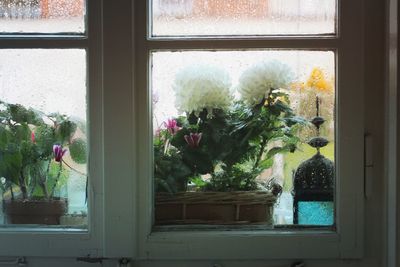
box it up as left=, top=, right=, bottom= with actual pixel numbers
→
left=53, top=144, right=67, bottom=162
left=184, top=133, right=202, bottom=148
left=164, top=119, right=181, bottom=135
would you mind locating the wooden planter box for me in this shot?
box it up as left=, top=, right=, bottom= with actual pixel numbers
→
left=3, top=199, right=67, bottom=225
left=155, top=191, right=276, bottom=225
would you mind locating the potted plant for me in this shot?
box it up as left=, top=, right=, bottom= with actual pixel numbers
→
left=154, top=61, right=306, bottom=225
left=0, top=101, right=87, bottom=225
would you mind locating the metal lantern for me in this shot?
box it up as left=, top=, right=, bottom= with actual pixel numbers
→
left=292, top=97, right=334, bottom=225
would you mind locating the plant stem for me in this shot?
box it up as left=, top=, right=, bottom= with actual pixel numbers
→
left=39, top=177, right=48, bottom=199
left=38, top=160, right=51, bottom=199
left=50, top=161, right=62, bottom=198
left=316, top=95, right=321, bottom=136
left=163, top=139, right=170, bottom=155
left=29, top=176, right=37, bottom=196
left=62, top=159, right=87, bottom=176
left=10, top=184, right=14, bottom=200
left=19, top=170, right=28, bottom=199
left=46, top=159, right=51, bottom=173
left=254, top=136, right=268, bottom=170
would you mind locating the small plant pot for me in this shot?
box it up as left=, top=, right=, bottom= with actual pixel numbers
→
left=155, top=191, right=276, bottom=225
left=3, top=199, right=68, bottom=225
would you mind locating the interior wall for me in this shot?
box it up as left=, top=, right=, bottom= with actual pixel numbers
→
left=364, top=0, right=385, bottom=266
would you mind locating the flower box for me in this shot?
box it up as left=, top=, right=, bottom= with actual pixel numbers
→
left=3, top=199, right=67, bottom=225
left=155, top=191, right=276, bottom=225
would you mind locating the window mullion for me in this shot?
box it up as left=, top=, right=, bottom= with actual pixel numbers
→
left=145, top=38, right=340, bottom=50
left=0, top=38, right=88, bottom=49
left=102, top=0, right=136, bottom=258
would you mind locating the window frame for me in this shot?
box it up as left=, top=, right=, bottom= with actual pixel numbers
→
left=0, top=0, right=366, bottom=260
left=134, top=0, right=365, bottom=260
left=0, top=0, right=106, bottom=258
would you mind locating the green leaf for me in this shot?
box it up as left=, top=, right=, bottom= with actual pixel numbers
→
left=57, top=120, right=77, bottom=143
left=20, top=140, right=35, bottom=166
left=14, top=123, right=30, bottom=142
left=0, top=126, right=10, bottom=150
left=190, top=176, right=207, bottom=187
left=47, top=161, right=69, bottom=192
left=182, top=148, right=213, bottom=174
left=35, top=125, right=55, bottom=158
left=0, top=144, right=22, bottom=184
left=69, top=138, right=87, bottom=164
left=8, top=104, right=42, bottom=125
left=284, top=116, right=309, bottom=127
left=170, top=128, right=191, bottom=148
left=259, top=158, right=274, bottom=169
left=265, top=146, right=291, bottom=160
left=155, top=178, right=174, bottom=193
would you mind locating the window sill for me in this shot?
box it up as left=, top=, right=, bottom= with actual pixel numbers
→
left=139, top=230, right=361, bottom=260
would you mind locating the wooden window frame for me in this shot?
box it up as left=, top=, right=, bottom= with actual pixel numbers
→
left=134, top=0, right=365, bottom=260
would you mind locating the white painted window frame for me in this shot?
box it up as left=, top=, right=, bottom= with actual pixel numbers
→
left=0, top=0, right=136, bottom=258
left=135, top=0, right=365, bottom=260
left=0, top=0, right=366, bottom=260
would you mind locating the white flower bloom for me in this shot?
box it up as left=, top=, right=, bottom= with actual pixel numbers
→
left=173, top=65, right=232, bottom=115
left=238, top=60, right=294, bottom=106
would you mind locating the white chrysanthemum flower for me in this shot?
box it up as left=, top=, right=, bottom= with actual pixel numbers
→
left=173, top=65, right=232, bottom=115
left=238, top=60, right=294, bottom=106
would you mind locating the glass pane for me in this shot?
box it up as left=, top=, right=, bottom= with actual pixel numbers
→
left=0, top=0, right=85, bottom=34
left=152, top=50, right=335, bottom=227
left=298, top=202, right=333, bottom=225
left=0, top=49, right=88, bottom=228
left=151, top=0, right=336, bottom=36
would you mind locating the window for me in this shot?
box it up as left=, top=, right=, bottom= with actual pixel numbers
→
left=0, top=0, right=370, bottom=263
left=0, top=0, right=104, bottom=257
left=136, top=0, right=365, bottom=259
left=0, top=49, right=87, bottom=227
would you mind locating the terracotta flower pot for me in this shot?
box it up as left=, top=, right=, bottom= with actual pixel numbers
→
left=3, top=199, right=67, bottom=225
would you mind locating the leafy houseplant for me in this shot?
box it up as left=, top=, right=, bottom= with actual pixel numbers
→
left=0, top=101, right=87, bottom=225
left=154, top=61, right=306, bottom=225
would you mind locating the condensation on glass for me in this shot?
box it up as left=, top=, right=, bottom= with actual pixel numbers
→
left=0, top=49, right=88, bottom=227
left=151, top=0, right=336, bottom=36
left=151, top=50, right=335, bottom=227
left=0, top=0, right=85, bottom=33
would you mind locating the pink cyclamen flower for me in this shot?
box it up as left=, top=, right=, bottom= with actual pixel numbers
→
left=53, top=144, right=67, bottom=162
left=164, top=119, right=181, bottom=135
left=184, top=133, right=202, bottom=148
left=31, top=131, right=35, bottom=143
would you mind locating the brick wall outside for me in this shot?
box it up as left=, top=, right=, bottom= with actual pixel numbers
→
left=41, top=0, right=84, bottom=18
left=193, top=0, right=269, bottom=18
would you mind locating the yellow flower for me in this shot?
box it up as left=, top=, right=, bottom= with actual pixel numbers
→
left=306, top=67, right=333, bottom=93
